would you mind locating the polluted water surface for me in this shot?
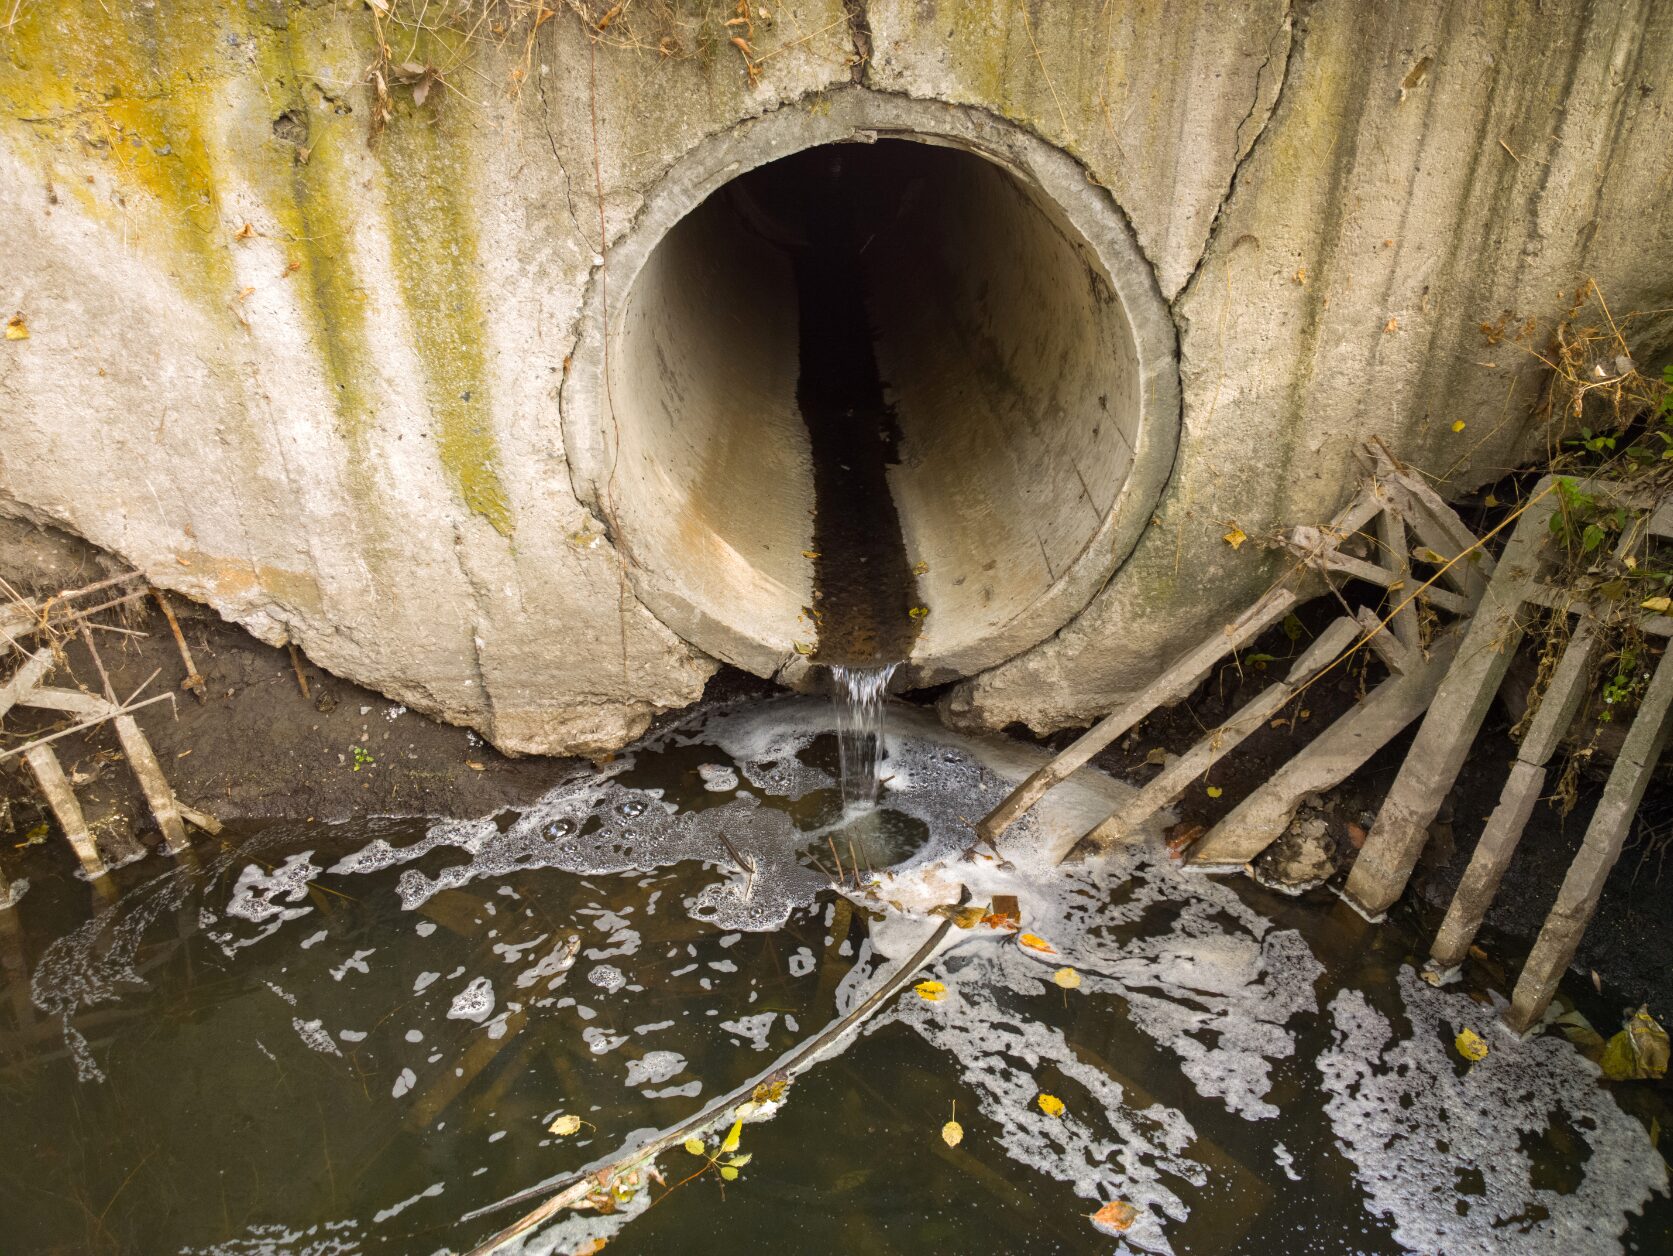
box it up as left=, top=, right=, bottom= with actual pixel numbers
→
left=1, top=696, right=1669, bottom=1254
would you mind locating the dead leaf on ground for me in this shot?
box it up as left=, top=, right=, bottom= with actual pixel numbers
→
left=914, top=979, right=947, bottom=1003
left=1052, top=967, right=1081, bottom=990
left=1223, top=526, right=1247, bottom=550
left=1347, top=821, right=1368, bottom=849
left=1018, top=933, right=1057, bottom=956
left=549, top=1114, right=585, bottom=1136
left=5, top=313, right=27, bottom=341
left=941, top=1119, right=964, bottom=1148
left=1037, top=1093, right=1065, bottom=1118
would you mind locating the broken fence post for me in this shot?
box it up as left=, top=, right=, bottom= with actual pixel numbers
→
left=1427, top=617, right=1602, bottom=974
left=22, top=745, right=106, bottom=878
left=1082, top=616, right=1360, bottom=849
left=1504, top=640, right=1673, bottom=1033
left=975, top=586, right=1300, bottom=846
left=1342, top=486, right=1556, bottom=918
left=1188, top=623, right=1464, bottom=869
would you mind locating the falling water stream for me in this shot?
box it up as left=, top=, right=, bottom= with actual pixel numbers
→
left=831, top=663, right=899, bottom=811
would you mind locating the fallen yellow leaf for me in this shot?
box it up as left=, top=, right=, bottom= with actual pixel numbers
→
left=1206, top=785, right=1223, bottom=798
left=683, top=1137, right=706, bottom=1155
left=1451, top=419, right=1467, bottom=432
left=720, top=1165, right=740, bottom=1181
left=1091, top=1200, right=1138, bottom=1233
left=941, top=1119, right=964, bottom=1147
left=1037, top=1093, right=1065, bottom=1118
left=548, top=1114, right=583, bottom=1136
left=4, top=314, right=26, bottom=341
left=1641, top=596, right=1671, bottom=614
left=1052, top=967, right=1081, bottom=990
left=721, top=1117, right=744, bottom=1153
left=801, top=550, right=820, bottom=559
left=1456, top=1027, right=1489, bottom=1062
left=908, top=606, right=930, bottom=619
left=1223, top=527, right=1247, bottom=550
left=914, top=979, right=947, bottom=1003
left=1384, top=316, right=1400, bottom=333
left=1018, top=933, right=1057, bottom=956
left=792, top=641, right=815, bottom=656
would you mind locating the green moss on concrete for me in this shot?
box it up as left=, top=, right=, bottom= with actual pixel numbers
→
left=374, top=43, right=514, bottom=537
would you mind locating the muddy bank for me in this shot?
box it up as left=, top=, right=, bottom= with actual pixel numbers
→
left=0, top=519, right=579, bottom=857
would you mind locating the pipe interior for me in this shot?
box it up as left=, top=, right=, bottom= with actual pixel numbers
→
left=607, top=138, right=1144, bottom=675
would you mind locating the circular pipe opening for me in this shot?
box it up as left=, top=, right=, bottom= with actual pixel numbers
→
left=564, top=97, right=1178, bottom=684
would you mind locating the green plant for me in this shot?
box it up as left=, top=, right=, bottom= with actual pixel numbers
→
left=350, top=745, right=375, bottom=771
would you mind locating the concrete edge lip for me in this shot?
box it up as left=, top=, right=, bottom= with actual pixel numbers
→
left=561, top=86, right=1181, bottom=684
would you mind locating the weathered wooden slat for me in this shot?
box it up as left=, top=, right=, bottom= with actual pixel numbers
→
left=1504, top=642, right=1673, bottom=1032
left=23, top=745, right=106, bottom=878
left=974, top=586, right=1299, bottom=845
left=1084, top=617, right=1360, bottom=848
left=1189, top=623, right=1463, bottom=869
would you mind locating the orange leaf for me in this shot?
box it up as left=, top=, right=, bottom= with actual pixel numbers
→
left=1018, top=933, right=1057, bottom=955
left=1091, top=1200, right=1138, bottom=1234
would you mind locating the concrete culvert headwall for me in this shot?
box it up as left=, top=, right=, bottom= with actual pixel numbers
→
left=564, top=97, right=1181, bottom=686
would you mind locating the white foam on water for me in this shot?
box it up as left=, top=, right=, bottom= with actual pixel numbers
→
left=447, top=976, right=495, bottom=1023
left=588, top=964, right=626, bottom=992
left=390, top=1068, right=416, bottom=1099
left=1318, top=966, right=1667, bottom=1254
left=226, top=852, right=321, bottom=924
left=623, top=1050, right=686, bottom=1088
left=719, top=1011, right=776, bottom=1051
left=697, top=763, right=739, bottom=792
left=292, top=1018, right=340, bottom=1057
left=371, top=1181, right=441, bottom=1224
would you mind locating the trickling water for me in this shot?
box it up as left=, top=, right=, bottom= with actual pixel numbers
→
left=831, top=662, right=898, bottom=811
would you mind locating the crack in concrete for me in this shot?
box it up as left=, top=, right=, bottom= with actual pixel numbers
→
left=844, top=0, right=872, bottom=85
left=1171, top=0, right=1302, bottom=313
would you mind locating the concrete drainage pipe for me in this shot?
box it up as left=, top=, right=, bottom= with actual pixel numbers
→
left=562, top=91, right=1180, bottom=685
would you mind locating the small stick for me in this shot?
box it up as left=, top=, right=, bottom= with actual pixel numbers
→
left=287, top=642, right=312, bottom=701
left=0, top=692, right=176, bottom=762
left=55, top=571, right=145, bottom=600
left=122, top=667, right=162, bottom=708
left=153, top=591, right=206, bottom=701
left=826, top=836, right=846, bottom=885
left=83, top=622, right=147, bottom=638
left=77, top=625, right=117, bottom=703
left=848, top=837, right=863, bottom=888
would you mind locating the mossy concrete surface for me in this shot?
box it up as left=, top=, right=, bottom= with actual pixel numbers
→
left=1, top=1, right=1670, bottom=753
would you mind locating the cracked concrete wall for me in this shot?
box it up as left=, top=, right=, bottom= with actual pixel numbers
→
left=2, top=0, right=1670, bottom=752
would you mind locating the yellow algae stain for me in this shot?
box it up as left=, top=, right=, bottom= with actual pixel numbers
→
left=375, top=63, right=513, bottom=537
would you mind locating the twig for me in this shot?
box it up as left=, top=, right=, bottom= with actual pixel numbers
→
left=0, top=692, right=177, bottom=763
left=153, top=591, right=206, bottom=701
left=287, top=642, right=312, bottom=701
left=827, top=835, right=846, bottom=885
left=464, top=912, right=956, bottom=1252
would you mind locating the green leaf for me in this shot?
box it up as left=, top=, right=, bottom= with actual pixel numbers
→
left=1582, top=524, right=1606, bottom=553
left=727, top=1153, right=753, bottom=1168
left=720, top=1166, right=740, bottom=1181
left=684, top=1137, right=707, bottom=1156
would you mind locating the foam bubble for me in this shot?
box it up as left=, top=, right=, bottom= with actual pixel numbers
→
left=1318, top=967, right=1667, bottom=1253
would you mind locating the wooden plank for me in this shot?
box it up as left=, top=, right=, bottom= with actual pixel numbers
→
left=0, top=648, right=55, bottom=718
left=20, top=685, right=119, bottom=719
left=1342, top=491, right=1555, bottom=917
left=974, top=586, right=1299, bottom=845
left=1085, top=617, right=1360, bottom=846
left=1189, top=623, right=1462, bottom=868
left=1377, top=504, right=1421, bottom=650
left=1504, top=643, right=1673, bottom=1032
left=23, top=745, right=106, bottom=878
left=1427, top=761, right=1546, bottom=973
left=113, top=715, right=189, bottom=853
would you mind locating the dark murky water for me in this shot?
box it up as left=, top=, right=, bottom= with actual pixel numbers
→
left=1, top=698, right=1668, bottom=1255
